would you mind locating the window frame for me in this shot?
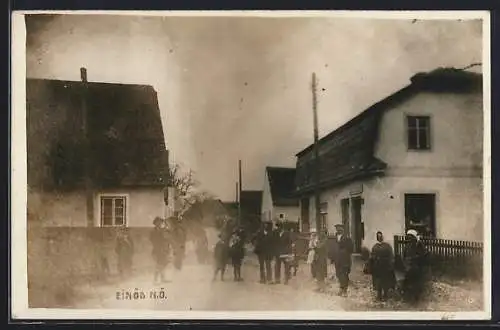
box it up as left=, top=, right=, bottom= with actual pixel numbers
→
left=98, top=193, right=129, bottom=227
left=406, top=114, right=432, bottom=151
left=403, top=192, right=437, bottom=238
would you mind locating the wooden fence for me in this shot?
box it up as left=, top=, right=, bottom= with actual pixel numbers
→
left=393, top=235, right=483, bottom=279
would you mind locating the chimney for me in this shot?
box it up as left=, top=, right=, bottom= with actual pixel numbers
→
left=80, top=67, right=88, bottom=83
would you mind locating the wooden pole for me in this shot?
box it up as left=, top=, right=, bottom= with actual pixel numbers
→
left=312, top=73, right=322, bottom=232
left=238, top=160, right=242, bottom=226
left=81, top=67, right=94, bottom=227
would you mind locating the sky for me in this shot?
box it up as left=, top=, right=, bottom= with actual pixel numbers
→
left=24, top=13, right=483, bottom=201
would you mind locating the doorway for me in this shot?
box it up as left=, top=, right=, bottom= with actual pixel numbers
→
left=350, top=196, right=364, bottom=253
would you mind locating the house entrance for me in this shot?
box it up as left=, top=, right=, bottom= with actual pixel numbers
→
left=350, top=196, right=364, bottom=253
left=340, top=197, right=364, bottom=253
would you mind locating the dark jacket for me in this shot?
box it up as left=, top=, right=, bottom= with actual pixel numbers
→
left=272, top=229, right=292, bottom=257
left=229, top=233, right=245, bottom=260
left=253, top=229, right=274, bottom=258
left=214, top=240, right=229, bottom=268
left=331, top=234, right=354, bottom=270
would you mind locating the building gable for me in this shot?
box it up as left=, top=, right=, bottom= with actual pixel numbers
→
left=27, top=78, right=169, bottom=191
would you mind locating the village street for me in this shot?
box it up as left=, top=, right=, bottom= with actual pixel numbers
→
left=72, top=255, right=345, bottom=311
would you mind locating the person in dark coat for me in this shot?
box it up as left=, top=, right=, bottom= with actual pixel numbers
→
left=313, top=229, right=329, bottom=292
left=169, top=215, right=186, bottom=271
left=228, top=228, right=245, bottom=281
left=253, top=222, right=274, bottom=284
left=402, top=229, right=429, bottom=304
left=370, top=231, right=396, bottom=301
left=272, top=221, right=293, bottom=284
left=332, top=224, right=353, bottom=297
left=150, top=217, right=170, bottom=283
left=213, top=234, right=230, bottom=281
left=115, top=227, right=134, bottom=278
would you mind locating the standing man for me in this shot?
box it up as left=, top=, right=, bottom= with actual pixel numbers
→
left=272, top=221, right=292, bottom=284
left=332, top=224, right=353, bottom=297
left=150, top=217, right=170, bottom=284
left=253, top=221, right=274, bottom=284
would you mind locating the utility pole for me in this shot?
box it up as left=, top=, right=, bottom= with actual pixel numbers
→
left=238, top=160, right=242, bottom=226
left=312, top=72, right=322, bottom=232
left=81, top=67, right=94, bottom=227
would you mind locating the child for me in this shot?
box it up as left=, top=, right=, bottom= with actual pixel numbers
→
left=229, top=229, right=245, bottom=281
left=213, top=235, right=229, bottom=281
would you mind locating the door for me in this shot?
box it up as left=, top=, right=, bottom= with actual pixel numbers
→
left=350, top=197, right=364, bottom=253
left=340, top=198, right=350, bottom=235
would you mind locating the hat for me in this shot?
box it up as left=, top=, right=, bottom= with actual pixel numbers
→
left=406, top=229, right=418, bottom=238
left=334, top=224, right=344, bottom=229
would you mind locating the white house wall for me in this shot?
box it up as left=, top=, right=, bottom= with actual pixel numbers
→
left=273, top=205, right=300, bottom=223
left=261, top=170, right=274, bottom=221
left=93, top=188, right=165, bottom=227
left=28, top=188, right=165, bottom=227
left=303, top=90, right=483, bottom=248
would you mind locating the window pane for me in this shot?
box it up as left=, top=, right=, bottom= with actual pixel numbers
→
left=418, top=128, right=429, bottom=149
left=115, top=198, right=124, bottom=208
left=408, top=128, right=418, bottom=149
left=115, top=216, right=125, bottom=226
left=407, top=116, right=417, bottom=128
left=101, top=198, right=113, bottom=226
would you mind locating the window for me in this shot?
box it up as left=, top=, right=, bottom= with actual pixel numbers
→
left=404, top=193, right=436, bottom=237
left=319, top=202, right=328, bottom=230
left=100, top=196, right=127, bottom=227
left=407, top=116, right=431, bottom=150
left=279, top=213, right=285, bottom=220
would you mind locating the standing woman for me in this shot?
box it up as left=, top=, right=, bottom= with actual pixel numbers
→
left=150, top=217, right=170, bottom=283
left=313, top=229, right=329, bottom=292
left=370, top=231, right=396, bottom=301
left=306, top=228, right=319, bottom=280
left=402, top=229, right=429, bottom=304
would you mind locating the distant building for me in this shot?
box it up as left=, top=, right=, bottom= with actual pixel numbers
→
left=240, top=190, right=263, bottom=232
left=295, top=68, right=483, bottom=252
left=261, top=166, right=299, bottom=224
left=26, top=78, right=169, bottom=227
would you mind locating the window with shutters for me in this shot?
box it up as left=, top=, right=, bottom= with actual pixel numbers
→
left=100, top=195, right=128, bottom=227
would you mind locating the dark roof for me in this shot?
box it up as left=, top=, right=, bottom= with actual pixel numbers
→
left=295, top=68, right=482, bottom=194
left=265, top=167, right=299, bottom=207
left=240, top=190, right=263, bottom=217
left=27, top=78, right=169, bottom=190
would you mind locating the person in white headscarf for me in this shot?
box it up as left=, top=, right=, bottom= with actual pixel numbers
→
left=307, top=228, right=319, bottom=279
left=402, top=229, right=429, bottom=304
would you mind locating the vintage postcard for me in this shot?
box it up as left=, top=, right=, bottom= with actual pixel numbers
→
left=11, top=10, right=491, bottom=320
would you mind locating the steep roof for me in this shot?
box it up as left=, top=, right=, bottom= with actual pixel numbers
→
left=295, top=67, right=482, bottom=194
left=27, top=78, right=169, bottom=190
left=265, top=166, right=299, bottom=207
left=240, top=190, right=263, bottom=217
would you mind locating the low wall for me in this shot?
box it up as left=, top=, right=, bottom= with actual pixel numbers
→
left=27, top=226, right=209, bottom=307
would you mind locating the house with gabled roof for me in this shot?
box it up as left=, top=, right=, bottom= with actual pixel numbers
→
left=295, top=67, right=483, bottom=252
left=26, top=77, right=170, bottom=227
left=261, top=166, right=299, bottom=224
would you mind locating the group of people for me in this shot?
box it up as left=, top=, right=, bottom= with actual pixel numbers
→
left=307, top=224, right=353, bottom=296
left=213, top=227, right=246, bottom=281
left=150, top=216, right=187, bottom=283
left=307, top=224, right=429, bottom=303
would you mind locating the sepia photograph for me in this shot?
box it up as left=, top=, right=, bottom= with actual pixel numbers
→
left=11, top=10, right=491, bottom=320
